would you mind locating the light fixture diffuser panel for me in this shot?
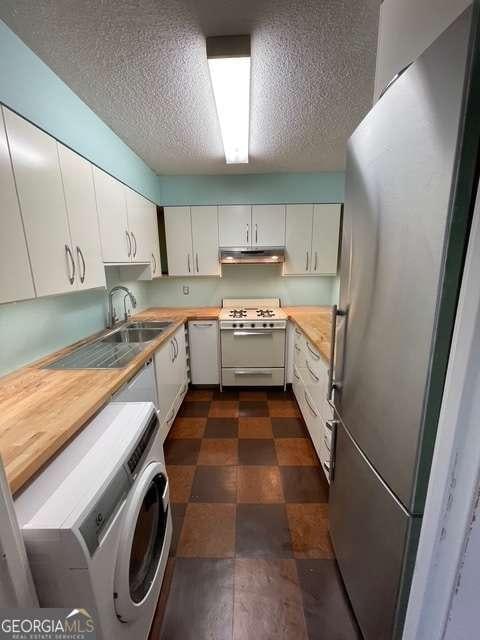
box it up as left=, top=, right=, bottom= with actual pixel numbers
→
left=208, top=56, right=250, bottom=164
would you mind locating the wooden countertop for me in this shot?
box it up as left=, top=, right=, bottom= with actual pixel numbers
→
left=0, top=305, right=330, bottom=494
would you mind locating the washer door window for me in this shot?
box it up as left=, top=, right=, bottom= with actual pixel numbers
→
left=115, top=462, right=169, bottom=621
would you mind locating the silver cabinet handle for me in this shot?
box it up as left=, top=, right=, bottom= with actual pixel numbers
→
left=324, top=433, right=331, bottom=451
left=65, top=245, right=75, bottom=285
left=305, top=251, right=309, bottom=271
left=255, top=223, right=258, bottom=244
left=304, top=390, right=318, bottom=417
left=306, top=360, right=319, bottom=382
left=314, top=251, right=318, bottom=271
left=173, top=336, right=179, bottom=360
left=307, top=342, right=320, bottom=360
left=295, top=327, right=302, bottom=336
left=293, top=368, right=300, bottom=380
left=193, top=323, right=214, bottom=328
left=294, top=344, right=301, bottom=352
left=234, top=369, right=272, bottom=376
left=327, top=305, right=346, bottom=401
left=233, top=331, right=273, bottom=336
left=131, top=231, right=137, bottom=258
left=187, top=254, right=191, bottom=273
left=246, top=223, right=249, bottom=244
left=152, top=253, right=157, bottom=273
left=126, top=230, right=132, bottom=257
left=196, top=252, right=199, bottom=273
left=76, top=246, right=86, bottom=283
left=170, top=339, right=175, bottom=362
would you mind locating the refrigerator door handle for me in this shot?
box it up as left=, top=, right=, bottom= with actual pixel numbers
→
left=329, top=419, right=339, bottom=483
left=327, top=305, right=346, bottom=402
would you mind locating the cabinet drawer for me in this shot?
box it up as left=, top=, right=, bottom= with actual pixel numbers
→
left=222, top=367, right=285, bottom=387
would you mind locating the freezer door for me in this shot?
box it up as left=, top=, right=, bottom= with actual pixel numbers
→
left=330, top=421, right=421, bottom=640
left=332, top=9, right=471, bottom=511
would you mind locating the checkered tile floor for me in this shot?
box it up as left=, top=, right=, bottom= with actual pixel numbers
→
left=149, top=387, right=360, bottom=640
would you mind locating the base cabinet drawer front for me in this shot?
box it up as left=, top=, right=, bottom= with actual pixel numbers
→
left=222, top=367, right=285, bottom=387
left=221, top=330, right=285, bottom=368
left=189, top=321, right=219, bottom=384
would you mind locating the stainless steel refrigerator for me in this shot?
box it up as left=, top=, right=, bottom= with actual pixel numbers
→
left=328, top=7, right=480, bottom=639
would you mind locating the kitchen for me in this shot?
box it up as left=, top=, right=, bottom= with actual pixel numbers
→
left=0, top=1, right=479, bottom=640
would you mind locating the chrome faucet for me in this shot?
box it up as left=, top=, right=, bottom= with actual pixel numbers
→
left=107, top=285, right=137, bottom=328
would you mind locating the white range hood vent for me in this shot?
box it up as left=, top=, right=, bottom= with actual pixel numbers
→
left=220, top=247, right=285, bottom=264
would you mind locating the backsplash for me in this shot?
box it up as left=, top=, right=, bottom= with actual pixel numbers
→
left=147, top=264, right=335, bottom=307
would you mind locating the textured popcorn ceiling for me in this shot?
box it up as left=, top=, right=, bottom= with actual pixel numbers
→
left=0, top=0, right=380, bottom=175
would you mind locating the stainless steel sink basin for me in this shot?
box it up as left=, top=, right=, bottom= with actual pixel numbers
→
left=46, top=321, right=173, bottom=370
left=126, top=321, right=173, bottom=330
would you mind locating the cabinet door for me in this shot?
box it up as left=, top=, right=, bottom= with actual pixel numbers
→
left=4, top=109, right=74, bottom=297
left=149, top=202, right=162, bottom=278
left=173, top=325, right=187, bottom=391
left=191, top=206, right=219, bottom=275
left=284, top=204, right=313, bottom=275
left=57, top=144, right=105, bottom=291
left=164, top=207, right=193, bottom=276
left=93, top=167, right=130, bottom=263
left=218, top=205, right=251, bottom=247
left=154, top=337, right=178, bottom=426
left=126, top=188, right=152, bottom=263
left=0, top=109, right=35, bottom=303
left=252, top=205, right=285, bottom=247
left=311, top=204, right=341, bottom=274
left=188, top=321, right=219, bottom=384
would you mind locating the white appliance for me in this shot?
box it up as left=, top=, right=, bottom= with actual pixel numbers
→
left=220, top=298, right=287, bottom=386
left=15, top=402, right=172, bottom=640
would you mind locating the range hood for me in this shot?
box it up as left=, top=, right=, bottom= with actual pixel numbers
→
left=219, top=247, right=285, bottom=264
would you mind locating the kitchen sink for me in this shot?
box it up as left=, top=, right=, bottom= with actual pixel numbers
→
left=46, top=321, right=173, bottom=370
left=126, top=321, right=173, bottom=330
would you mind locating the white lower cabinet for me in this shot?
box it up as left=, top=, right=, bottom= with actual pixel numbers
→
left=188, top=321, right=219, bottom=384
left=154, top=325, right=188, bottom=442
left=292, top=323, right=332, bottom=482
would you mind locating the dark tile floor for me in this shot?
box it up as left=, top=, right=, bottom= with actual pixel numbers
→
left=150, top=387, right=360, bottom=640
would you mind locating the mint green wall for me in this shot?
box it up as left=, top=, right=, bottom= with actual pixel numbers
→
left=0, top=20, right=161, bottom=203
left=158, top=172, right=345, bottom=205
left=148, top=265, right=334, bottom=307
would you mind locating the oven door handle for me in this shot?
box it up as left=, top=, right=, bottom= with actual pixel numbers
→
left=233, top=331, right=273, bottom=336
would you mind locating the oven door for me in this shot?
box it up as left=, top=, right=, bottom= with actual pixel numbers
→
left=221, top=329, right=285, bottom=368
left=114, top=461, right=170, bottom=622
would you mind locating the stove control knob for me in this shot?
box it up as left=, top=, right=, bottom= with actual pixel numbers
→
left=270, top=323, right=274, bottom=327
left=239, top=323, right=244, bottom=328
left=251, top=323, right=255, bottom=328
left=233, top=323, right=237, bottom=328
left=263, top=322, right=267, bottom=328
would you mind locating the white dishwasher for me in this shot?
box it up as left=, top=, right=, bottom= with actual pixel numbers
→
left=188, top=320, right=220, bottom=384
left=113, top=359, right=158, bottom=405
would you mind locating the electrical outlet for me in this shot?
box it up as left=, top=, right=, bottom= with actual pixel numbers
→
left=183, top=285, right=190, bottom=295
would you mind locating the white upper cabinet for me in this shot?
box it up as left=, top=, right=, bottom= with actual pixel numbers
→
left=311, top=204, right=341, bottom=274
left=149, top=201, right=162, bottom=278
left=0, top=109, right=35, bottom=304
left=57, top=144, right=106, bottom=290
left=125, top=188, right=153, bottom=263
left=284, top=203, right=341, bottom=275
left=251, top=205, right=286, bottom=246
left=190, top=206, right=220, bottom=276
left=284, top=204, right=314, bottom=275
left=4, top=109, right=75, bottom=297
left=218, top=205, right=251, bottom=247
left=164, top=207, right=193, bottom=276
left=93, top=167, right=130, bottom=263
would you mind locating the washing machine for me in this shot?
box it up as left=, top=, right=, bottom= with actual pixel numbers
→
left=15, top=401, right=172, bottom=640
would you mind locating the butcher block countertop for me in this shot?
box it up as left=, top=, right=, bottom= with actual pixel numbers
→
left=0, top=305, right=331, bottom=495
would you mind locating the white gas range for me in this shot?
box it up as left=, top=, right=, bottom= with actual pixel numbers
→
left=220, top=298, right=287, bottom=387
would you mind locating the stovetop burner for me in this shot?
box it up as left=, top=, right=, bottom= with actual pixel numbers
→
left=256, top=309, right=275, bottom=318
left=229, top=309, right=247, bottom=318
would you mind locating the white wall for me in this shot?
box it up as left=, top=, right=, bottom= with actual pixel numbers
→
left=374, top=0, right=472, bottom=100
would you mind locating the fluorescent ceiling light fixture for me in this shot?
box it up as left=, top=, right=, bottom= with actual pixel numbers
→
left=207, top=35, right=251, bottom=164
